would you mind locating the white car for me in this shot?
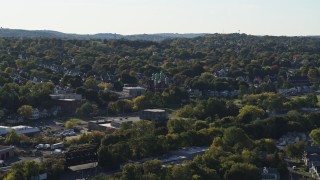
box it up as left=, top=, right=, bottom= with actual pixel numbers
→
left=44, top=144, right=51, bottom=149
left=36, top=144, right=44, bottom=149
left=51, top=149, right=62, bottom=154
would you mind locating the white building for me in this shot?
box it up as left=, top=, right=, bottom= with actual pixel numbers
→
left=50, top=93, right=82, bottom=100
left=0, top=125, right=40, bottom=136
left=122, top=86, right=145, bottom=98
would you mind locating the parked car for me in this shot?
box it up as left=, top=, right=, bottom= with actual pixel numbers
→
left=51, top=142, right=64, bottom=150
left=51, top=149, right=63, bottom=154
left=36, top=144, right=44, bottom=149
left=44, top=144, right=51, bottom=149
left=0, top=160, right=7, bottom=167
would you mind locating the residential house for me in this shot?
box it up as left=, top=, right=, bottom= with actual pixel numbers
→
left=260, top=167, right=280, bottom=180
left=189, top=89, right=203, bottom=98
left=310, top=161, right=320, bottom=179
left=5, top=116, right=23, bottom=124
left=303, top=146, right=320, bottom=165
left=287, top=76, right=311, bottom=87
left=304, top=153, right=320, bottom=167
left=302, top=145, right=320, bottom=179
left=29, top=108, right=40, bottom=120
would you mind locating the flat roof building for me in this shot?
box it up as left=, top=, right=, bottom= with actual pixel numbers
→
left=0, top=125, right=40, bottom=136
left=50, top=93, right=82, bottom=101
left=122, top=87, right=146, bottom=98
left=140, top=109, right=168, bottom=122
left=88, top=117, right=140, bottom=132
left=0, top=146, right=14, bottom=160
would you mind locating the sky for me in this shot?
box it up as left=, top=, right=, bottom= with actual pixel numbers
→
left=0, top=0, right=319, bottom=36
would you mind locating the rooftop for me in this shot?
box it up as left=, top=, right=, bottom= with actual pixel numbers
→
left=99, top=123, right=119, bottom=129
left=312, top=161, right=320, bottom=167
left=11, top=125, right=34, bottom=129
left=0, top=146, right=14, bottom=151
left=260, top=167, right=279, bottom=174
left=143, top=109, right=166, bottom=113
left=58, top=99, right=77, bottom=102
left=123, top=86, right=145, bottom=90
left=90, top=116, right=140, bottom=125
left=305, top=146, right=320, bottom=154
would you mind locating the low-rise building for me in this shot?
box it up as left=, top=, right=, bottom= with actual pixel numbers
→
left=122, top=86, right=145, bottom=98
left=0, top=125, right=40, bottom=136
left=50, top=93, right=82, bottom=114
left=88, top=117, right=140, bottom=132
left=50, top=93, right=82, bottom=100
left=140, top=109, right=168, bottom=122
left=88, top=119, right=114, bottom=132
left=0, top=146, right=14, bottom=160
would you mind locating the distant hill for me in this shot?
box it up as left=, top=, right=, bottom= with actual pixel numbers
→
left=309, top=36, right=320, bottom=38
left=0, top=28, right=207, bottom=41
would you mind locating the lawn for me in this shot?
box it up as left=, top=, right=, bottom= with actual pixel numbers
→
left=64, top=118, right=87, bottom=128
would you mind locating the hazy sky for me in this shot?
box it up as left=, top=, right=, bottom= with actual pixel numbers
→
left=0, top=0, right=319, bottom=35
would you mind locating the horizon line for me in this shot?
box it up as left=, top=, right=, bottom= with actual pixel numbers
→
left=0, top=27, right=318, bottom=37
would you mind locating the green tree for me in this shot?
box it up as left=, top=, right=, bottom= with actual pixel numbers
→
left=76, top=102, right=98, bottom=116
left=17, top=105, right=34, bottom=119
left=307, top=68, right=318, bottom=86
left=133, top=95, right=148, bottom=111
left=120, top=163, right=142, bottom=180
left=174, top=104, right=194, bottom=118
left=4, top=130, right=21, bottom=145
left=108, top=99, right=133, bottom=114
left=23, top=161, right=40, bottom=180
left=0, top=83, right=20, bottom=111
left=108, top=142, right=132, bottom=167
left=167, top=118, right=193, bottom=134
left=161, top=86, right=189, bottom=106
left=171, top=164, right=192, bottom=180
left=39, top=157, right=65, bottom=179
left=97, top=145, right=114, bottom=168
left=223, top=127, right=253, bottom=150
left=4, top=170, right=24, bottom=180
left=143, top=160, right=162, bottom=176
left=306, top=93, right=318, bottom=107
left=84, top=77, right=97, bottom=90
left=310, top=129, right=320, bottom=144
left=224, top=163, right=260, bottom=180
left=284, top=141, right=305, bottom=159
left=237, top=105, right=265, bottom=123
left=65, top=121, right=76, bottom=129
